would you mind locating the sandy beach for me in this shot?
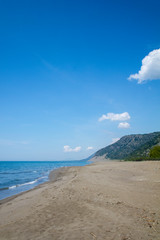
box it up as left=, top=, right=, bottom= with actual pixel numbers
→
left=0, top=160, right=160, bottom=240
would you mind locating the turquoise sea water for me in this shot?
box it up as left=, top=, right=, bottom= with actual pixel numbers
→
left=0, top=160, right=90, bottom=200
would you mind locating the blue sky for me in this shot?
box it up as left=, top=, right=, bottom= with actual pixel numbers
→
left=0, top=0, right=160, bottom=160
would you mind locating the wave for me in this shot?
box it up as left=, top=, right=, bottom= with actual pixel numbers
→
left=9, top=180, right=37, bottom=189
left=0, top=176, right=47, bottom=191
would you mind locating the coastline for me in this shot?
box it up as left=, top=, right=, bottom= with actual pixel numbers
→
left=0, top=160, right=90, bottom=202
left=0, top=160, right=160, bottom=239
left=0, top=164, right=85, bottom=205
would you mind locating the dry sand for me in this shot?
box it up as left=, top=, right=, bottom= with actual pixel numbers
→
left=0, top=160, right=160, bottom=240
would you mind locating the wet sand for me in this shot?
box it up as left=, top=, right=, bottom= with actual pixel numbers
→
left=0, top=160, right=160, bottom=240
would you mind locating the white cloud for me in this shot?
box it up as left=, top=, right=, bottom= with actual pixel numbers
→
left=64, top=145, right=81, bottom=152
left=99, top=112, right=130, bottom=122
left=118, top=122, right=130, bottom=129
left=111, top=138, right=120, bottom=144
left=128, top=48, right=160, bottom=83
left=87, top=146, right=93, bottom=150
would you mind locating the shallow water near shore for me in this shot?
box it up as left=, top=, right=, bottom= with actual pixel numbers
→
left=0, top=160, right=90, bottom=200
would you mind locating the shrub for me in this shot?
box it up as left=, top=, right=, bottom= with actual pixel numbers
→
left=149, top=145, right=160, bottom=159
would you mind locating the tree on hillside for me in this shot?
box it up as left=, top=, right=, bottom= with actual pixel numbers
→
left=149, top=146, right=160, bottom=159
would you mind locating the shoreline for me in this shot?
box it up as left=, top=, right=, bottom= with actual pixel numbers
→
left=0, top=161, right=92, bottom=204
left=0, top=166, right=78, bottom=205
left=0, top=160, right=160, bottom=239
left=0, top=176, right=50, bottom=205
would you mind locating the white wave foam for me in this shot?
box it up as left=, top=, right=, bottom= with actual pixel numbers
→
left=18, top=180, right=38, bottom=187
left=8, top=176, right=47, bottom=190
left=9, top=185, right=16, bottom=189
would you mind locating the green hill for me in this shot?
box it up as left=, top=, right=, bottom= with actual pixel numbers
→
left=94, top=132, right=160, bottom=161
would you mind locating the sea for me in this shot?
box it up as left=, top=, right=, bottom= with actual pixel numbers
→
left=0, top=160, right=90, bottom=200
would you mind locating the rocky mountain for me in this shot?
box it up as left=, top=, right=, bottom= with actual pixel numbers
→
left=94, top=132, right=160, bottom=160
